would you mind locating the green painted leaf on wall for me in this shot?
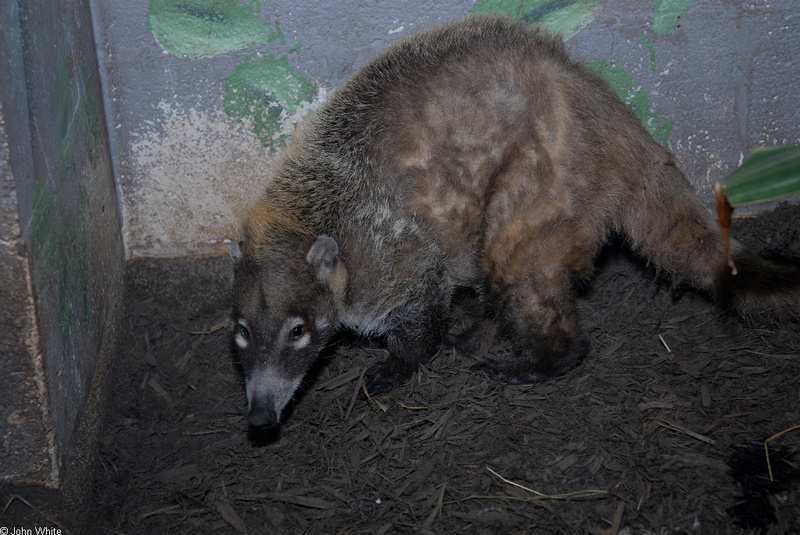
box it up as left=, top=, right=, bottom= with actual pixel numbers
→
left=639, top=29, right=656, bottom=72
left=223, top=54, right=316, bottom=149
left=147, top=0, right=283, bottom=60
left=588, top=58, right=672, bottom=147
left=652, top=0, right=700, bottom=36
left=469, top=0, right=603, bottom=40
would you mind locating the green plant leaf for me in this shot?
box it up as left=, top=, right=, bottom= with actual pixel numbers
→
left=724, top=145, right=800, bottom=207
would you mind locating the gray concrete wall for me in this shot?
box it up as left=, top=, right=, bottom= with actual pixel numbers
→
left=92, top=0, right=800, bottom=260
left=0, top=0, right=124, bottom=486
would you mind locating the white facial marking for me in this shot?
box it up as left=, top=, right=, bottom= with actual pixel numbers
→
left=234, top=319, right=249, bottom=349
left=285, top=317, right=311, bottom=349
left=293, top=333, right=311, bottom=349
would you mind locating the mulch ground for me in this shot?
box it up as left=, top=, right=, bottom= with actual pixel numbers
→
left=8, top=205, right=800, bottom=534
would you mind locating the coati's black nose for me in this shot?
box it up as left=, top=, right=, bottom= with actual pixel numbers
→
left=248, top=399, right=278, bottom=428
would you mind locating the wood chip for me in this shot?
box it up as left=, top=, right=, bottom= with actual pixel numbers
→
left=147, top=375, right=173, bottom=404
left=652, top=418, right=716, bottom=444
left=216, top=500, right=248, bottom=534
left=268, top=493, right=336, bottom=510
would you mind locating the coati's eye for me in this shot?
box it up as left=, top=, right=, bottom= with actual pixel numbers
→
left=290, top=324, right=305, bottom=340
left=234, top=320, right=250, bottom=349
left=239, top=325, right=250, bottom=340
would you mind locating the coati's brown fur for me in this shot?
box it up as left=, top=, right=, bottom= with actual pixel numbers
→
left=230, top=16, right=800, bottom=429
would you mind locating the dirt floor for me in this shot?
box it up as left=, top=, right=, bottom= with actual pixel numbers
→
left=6, top=205, right=800, bottom=534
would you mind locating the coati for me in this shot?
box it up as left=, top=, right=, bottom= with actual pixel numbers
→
left=229, top=16, right=800, bottom=429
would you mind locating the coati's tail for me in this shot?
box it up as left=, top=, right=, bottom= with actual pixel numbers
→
left=619, top=162, right=800, bottom=320
left=717, top=242, right=800, bottom=320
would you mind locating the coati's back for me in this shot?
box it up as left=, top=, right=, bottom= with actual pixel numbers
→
left=256, top=20, right=606, bottom=277
left=259, top=18, right=695, bottom=273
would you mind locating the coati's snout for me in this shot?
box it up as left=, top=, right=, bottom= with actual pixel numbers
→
left=248, top=399, right=275, bottom=428
left=230, top=235, right=347, bottom=429
left=245, top=366, right=303, bottom=428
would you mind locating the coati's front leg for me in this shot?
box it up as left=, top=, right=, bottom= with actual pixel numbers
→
left=442, top=287, right=499, bottom=355
left=364, top=280, right=450, bottom=395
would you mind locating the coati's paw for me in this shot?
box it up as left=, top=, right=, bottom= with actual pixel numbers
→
left=364, top=357, right=418, bottom=395
left=471, top=340, right=588, bottom=384
left=443, top=317, right=497, bottom=355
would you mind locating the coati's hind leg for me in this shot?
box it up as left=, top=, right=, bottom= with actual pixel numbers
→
left=471, top=281, right=588, bottom=383
left=473, top=212, right=598, bottom=383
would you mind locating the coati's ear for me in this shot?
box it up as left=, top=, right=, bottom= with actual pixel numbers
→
left=306, top=235, right=347, bottom=300
left=230, top=239, right=244, bottom=264
left=306, top=235, right=339, bottom=280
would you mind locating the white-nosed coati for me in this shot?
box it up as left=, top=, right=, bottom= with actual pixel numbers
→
left=229, top=16, right=800, bottom=429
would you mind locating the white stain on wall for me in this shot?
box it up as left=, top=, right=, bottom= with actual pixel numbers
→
left=124, top=102, right=276, bottom=258
left=123, top=87, right=329, bottom=258
left=120, top=96, right=305, bottom=258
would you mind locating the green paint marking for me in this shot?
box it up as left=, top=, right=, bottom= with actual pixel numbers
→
left=55, top=183, right=92, bottom=342
left=588, top=58, right=672, bottom=147
left=79, top=66, right=103, bottom=167
left=146, top=1, right=315, bottom=148
left=31, top=173, right=57, bottom=294
left=147, top=0, right=283, bottom=60
left=57, top=59, right=104, bottom=169
left=652, top=0, right=698, bottom=36
left=31, top=54, right=98, bottom=347
left=469, top=0, right=603, bottom=39
left=639, top=29, right=656, bottom=72
left=31, top=177, right=93, bottom=343
left=275, top=18, right=285, bottom=45
left=57, top=56, right=79, bottom=179
left=223, top=54, right=316, bottom=149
